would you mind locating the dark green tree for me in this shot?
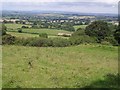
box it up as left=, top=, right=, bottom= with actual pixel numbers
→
left=1, top=24, right=7, bottom=35
left=72, top=28, right=85, bottom=36
left=18, top=28, right=22, bottom=33
left=114, top=22, right=120, bottom=44
left=85, top=21, right=111, bottom=42
left=61, top=25, right=75, bottom=31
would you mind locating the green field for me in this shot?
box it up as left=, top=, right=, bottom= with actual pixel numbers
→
left=5, top=23, right=73, bottom=35
left=5, top=24, right=30, bottom=29
left=7, top=32, right=69, bottom=39
left=5, top=24, right=87, bottom=31
left=0, top=45, right=2, bottom=89
left=6, top=24, right=72, bottom=38
left=3, top=44, right=118, bottom=88
left=7, top=28, right=72, bottom=36
left=74, top=25, right=87, bottom=30
left=5, top=23, right=73, bottom=39
left=7, top=32, right=39, bottom=38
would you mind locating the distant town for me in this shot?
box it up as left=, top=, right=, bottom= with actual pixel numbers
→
left=1, top=11, right=118, bottom=26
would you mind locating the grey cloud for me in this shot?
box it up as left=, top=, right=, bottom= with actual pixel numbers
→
left=2, top=2, right=118, bottom=14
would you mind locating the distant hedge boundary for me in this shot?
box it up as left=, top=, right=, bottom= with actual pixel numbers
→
left=2, top=33, right=118, bottom=47
left=2, top=34, right=98, bottom=47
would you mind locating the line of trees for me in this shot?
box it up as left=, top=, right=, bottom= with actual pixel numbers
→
left=31, top=21, right=75, bottom=31
left=68, top=21, right=119, bottom=46
left=2, top=20, right=120, bottom=47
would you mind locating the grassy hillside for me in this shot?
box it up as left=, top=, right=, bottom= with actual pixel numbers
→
left=0, top=45, right=1, bottom=88
left=3, top=44, right=118, bottom=88
left=74, top=25, right=87, bottom=30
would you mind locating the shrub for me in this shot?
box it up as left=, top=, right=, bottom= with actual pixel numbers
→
left=114, top=24, right=120, bottom=44
left=29, top=38, right=52, bottom=47
left=31, top=25, right=39, bottom=29
left=61, top=25, right=75, bottom=31
left=39, top=33, right=48, bottom=38
left=70, top=27, right=98, bottom=45
left=72, top=29, right=85, bottom=36
left=18, top=28, right=22, bottom=33
left=0, top=24, right=7, bottom=35
left=51, top=38, right=70, bottom=47
left=102, top=37, right=118, bottom=46
left=101, top=41, right=111, bottom=45
left=14, top=38, right=33, bottom=46
left=12, top=36, right=71, bottom=47
left=2, top=30, right=7, bottom=35
left=2, top=34, right=16, bottom=44
left=70, top=35, right=97, bottom=45
left=21, top=26, right=29, bottom=28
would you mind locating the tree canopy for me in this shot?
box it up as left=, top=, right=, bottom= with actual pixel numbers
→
left=85, top=21, right=111, bottom=42
left=1, top=24, right=7, bottom=35
left=114, top=22, right=120, bottom=44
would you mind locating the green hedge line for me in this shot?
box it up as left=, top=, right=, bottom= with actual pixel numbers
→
left=2, top=34, right=118, bottom=47
left=2, top=34, right=97, bottom=47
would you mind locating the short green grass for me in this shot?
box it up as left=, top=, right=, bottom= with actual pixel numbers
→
left=0, top=45, right=2, bottom=89
left=6, top=23, right=72, bottom=39
left=5, top=23, right=73, bottom=36
left=2, top=44, right=118, bottom=88
left=5, top=24, right=30, bottom=29
left=7, top=28, right=73, bottom=36
left=74, top=25, right=87, bottom=30
left=7, top=32, right=39, bottom=38
left=7, top=32, right=69, bottom=39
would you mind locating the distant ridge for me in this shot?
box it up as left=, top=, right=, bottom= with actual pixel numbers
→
left=2, top=10, right=118, bottom=17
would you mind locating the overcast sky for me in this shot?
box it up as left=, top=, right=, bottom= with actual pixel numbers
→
left=1, top=0, right=119, bottom=14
